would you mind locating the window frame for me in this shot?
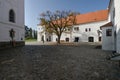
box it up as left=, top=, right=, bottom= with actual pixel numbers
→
left=106, top=29, right=112, bottom=36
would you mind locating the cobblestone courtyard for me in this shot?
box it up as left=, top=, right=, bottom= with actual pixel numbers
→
left=0, top=42, right=120, bottom=80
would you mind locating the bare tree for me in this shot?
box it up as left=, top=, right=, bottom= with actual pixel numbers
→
left=40, top=10, right=78, bottom=44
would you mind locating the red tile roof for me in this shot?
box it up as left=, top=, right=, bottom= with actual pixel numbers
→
left=39, top=10, right=108, bottom=26
left=75, top=10, right=108, bottom=25
left=100, top=22, right=113, bottom=29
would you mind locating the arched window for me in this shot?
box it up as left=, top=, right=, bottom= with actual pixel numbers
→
left=9, top=9, right=15, bottom=23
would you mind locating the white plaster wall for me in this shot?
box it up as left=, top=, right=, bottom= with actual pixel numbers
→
left=37, top=32, right=42, bottom=41
left=108, top=0, right=114, bottom=23
left=38, top=20, right=107, bottom=43
left=45, top=32, right=52, bottom=41
left=0, top=0, right=24, bottom=26
left=52, top=34, right=56, bottom=42
left=101, top=0, right=116, bottom=52
left=37, top=25, right=54, bottom=42
left=37, top=25, right=44, bottom=41
left=72, top=32, right=82, bottom=42
left=0, top=23, right=24, bottom=41
left=60, top=32, right=70, bottom=41
left=55, top=20, right=107, bottom=42
left=38, top=31, right=46, bottom=42
left=102, top=27, right=115, bottom=51
left=72, top=21, right=107, bottom=42
left=114, top=0, right=120, bottom=53
left=0, top=0, right=24, bottom=42
left=37, top=25, right=71, bottom=42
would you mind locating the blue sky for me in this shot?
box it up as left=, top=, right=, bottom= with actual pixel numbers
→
left=25, top=0, right=110, bottom=30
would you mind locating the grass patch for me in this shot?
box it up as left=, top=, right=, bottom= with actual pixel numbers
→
left=25, top=38, right=37, bottom=42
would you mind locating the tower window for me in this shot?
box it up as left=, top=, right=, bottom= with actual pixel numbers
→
left=9, top=9, right=15, bottom=23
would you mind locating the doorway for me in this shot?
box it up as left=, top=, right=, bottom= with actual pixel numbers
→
left=99, top=37, right=101, bottom=42
left=66, top=38, right=69, bottom=42
left=74, top=37, right=79, bottom=42
left=41, top=35, right=44, bottom=41
left=49, top=36, right=51, bottom=41
left=88, top=37, right=94, bottom=42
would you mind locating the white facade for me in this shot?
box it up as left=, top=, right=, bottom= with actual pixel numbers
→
left=101, top=0, right=115, bottom=51
left=37, top=20, right=107, bottom=43
left=37, top=25, right=46, bottom=42
left=37, top=11, right=108, bottom=44
left=0, top=0, right=24, bottom=47
left=71, top=21, right=106, bottom=42
left=102, top=26, right=115, bottom=51
left=0, top=0, right=24, bottom=41
left=101, top=0, right=120, bottom=53
left=114, top=0, right=120, bottom=53
left=37, top=9, right=109, bottom=43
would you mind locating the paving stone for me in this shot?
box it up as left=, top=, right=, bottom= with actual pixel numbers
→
left=0, top=43, right=120, bottom=80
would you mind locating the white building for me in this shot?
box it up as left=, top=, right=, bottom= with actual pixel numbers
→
left=38, top=10, right=108, bottom=43
left=0, top=0, right=25, bottom=48
left=101, top=0, right=120, bottom=53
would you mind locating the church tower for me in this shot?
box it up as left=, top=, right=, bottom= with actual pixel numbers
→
left=0, top=0, right=25, bottom=48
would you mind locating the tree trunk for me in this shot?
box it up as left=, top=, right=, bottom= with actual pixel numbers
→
left=57, top=36, right=61, bottom=44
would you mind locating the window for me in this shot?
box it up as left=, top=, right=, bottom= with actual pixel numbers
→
left=85, top=28, right=91, bottom=32
left=66, top=38, right=69, bottom=42
left=89, top=28, right=91, bottom=31
left=74, top=27, right=79, bottom=31
left=106, top=29, right=112, bottom=36
left=99, top=37, right=101, bottom=42
left=64, top=28, right=67, bottom=31
left=9, top=9, right=15, bottom=23
left=41, top=35, right=44, bottom=41
left=88, top=37, right=94, bottom=42
left=85, top=28, right=87, bottom=32
left=68, top=28, right=71, bottom=31
left=65, top=28, right=71, bottom=31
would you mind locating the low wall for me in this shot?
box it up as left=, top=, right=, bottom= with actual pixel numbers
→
left=0, top=41, right=25, bottom=49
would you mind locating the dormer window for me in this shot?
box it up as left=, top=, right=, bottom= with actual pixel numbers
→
left=9, top=9, right=15, bottom=23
